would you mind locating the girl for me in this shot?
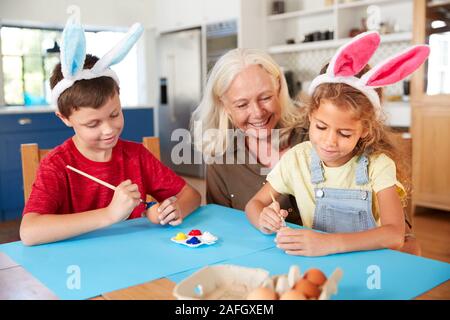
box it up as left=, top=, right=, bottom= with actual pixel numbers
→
left=245, top=31, right=429, bottom=256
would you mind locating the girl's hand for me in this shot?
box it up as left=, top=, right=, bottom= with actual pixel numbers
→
left=259, top=201, right=288, bottom=234
left=156, top=196, right=183, bottom=226
left=275, top=227, right=333, bottom=257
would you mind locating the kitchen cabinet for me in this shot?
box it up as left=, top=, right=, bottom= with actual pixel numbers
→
left=154, top=0, right=239, bottom=33
left=240, top=0, right=413, bottom=52
left=122, top=108, right=155, bottom=144
left=411, top=105, right=450, bottom=212
left=410, top=0, right=450, bottom=213
left=0, top=107, right=154, bottom=222
left=0, top=112, right=73, bottom=221
left=201, top=0, right=240, bottom=24
left=154, top=0, right=202, bottom=32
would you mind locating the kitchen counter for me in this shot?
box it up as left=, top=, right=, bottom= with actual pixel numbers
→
left=0, top=105, right=154, bottom=114
left=2, top=101, right=409, bottom=126
left=0, top=107, right=155, bottom=221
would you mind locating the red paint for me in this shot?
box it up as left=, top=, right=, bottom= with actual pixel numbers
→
left=188, top=229, right=202, bottom=236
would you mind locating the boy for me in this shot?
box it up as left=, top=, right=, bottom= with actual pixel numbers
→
left=20, top=53, right=201, bottom=246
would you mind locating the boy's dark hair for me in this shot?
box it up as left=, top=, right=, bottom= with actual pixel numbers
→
left=50, top=54, right=120, bottom=118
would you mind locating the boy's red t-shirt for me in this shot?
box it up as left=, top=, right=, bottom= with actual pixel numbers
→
left=23, top=138, right=186, bottom=219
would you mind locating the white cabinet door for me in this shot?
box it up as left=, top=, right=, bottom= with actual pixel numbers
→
left=155, top=0, right=239, bottom=32
left=201, top=0, right=239, bottom=24
left=155, top=0, right=203, bottom=32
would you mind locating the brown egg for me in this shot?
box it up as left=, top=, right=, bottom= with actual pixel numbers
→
left=304, top=268, right=327, bottom=286
left=146, top=203, right=161, bottom=224
left=247, top=287, right=278, bottom=300
left=294, top=279, right=320, bottom=299
left=279, top=290, right=307, bottom=300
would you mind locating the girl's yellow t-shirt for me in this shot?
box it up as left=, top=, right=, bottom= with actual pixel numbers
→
left=267, top=141, right=406, bottom=228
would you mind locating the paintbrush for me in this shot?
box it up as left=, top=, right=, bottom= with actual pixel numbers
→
left=66, top=165, right=157, bottom=209
left=269, top=190, right=286, bottom=227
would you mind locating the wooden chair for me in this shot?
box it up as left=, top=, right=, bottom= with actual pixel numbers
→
left=21, top=137, right=160, bottom=203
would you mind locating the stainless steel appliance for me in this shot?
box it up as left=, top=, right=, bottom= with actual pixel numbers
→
left=157, top=21, right=237, bottom=178
left=206, top=20, right=238, bottom=73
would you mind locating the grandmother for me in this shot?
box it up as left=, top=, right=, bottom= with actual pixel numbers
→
left=191, top=48, right=307, bottom=224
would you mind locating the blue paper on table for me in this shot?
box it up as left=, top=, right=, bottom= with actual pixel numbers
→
left=168, top=247, right=450, bottom=300
left=0, top=205, right=275, bottom=300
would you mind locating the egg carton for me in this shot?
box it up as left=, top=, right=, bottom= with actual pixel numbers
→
left=173, top=265, right=270, bottom=300
left=172, top=264, right=343, bottom=300
left=265, top=265, right=343, bottom=300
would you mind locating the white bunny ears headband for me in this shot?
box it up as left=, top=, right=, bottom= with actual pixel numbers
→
left=51, top=5, right=144, bottom=106
left=308, top=31, right=430, bottom=118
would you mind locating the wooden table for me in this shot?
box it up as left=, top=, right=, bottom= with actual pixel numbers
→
left=1, top=252, right=448, bottom=300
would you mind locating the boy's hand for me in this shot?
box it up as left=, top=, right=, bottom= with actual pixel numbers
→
left=157, top=196, right=183, bottom=226
left=275, top=228, right=332, bottom=257
left=259, top=201, right=288, bottom=234
left=106, top=179, right=141, bottom=223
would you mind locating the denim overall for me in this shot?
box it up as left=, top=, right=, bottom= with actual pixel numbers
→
left=310, top=149, right=377, bottom=233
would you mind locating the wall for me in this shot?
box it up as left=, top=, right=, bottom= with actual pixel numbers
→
left=239, top=0, right=266, bottom=49
left=152, top=0, right=239, bottom=33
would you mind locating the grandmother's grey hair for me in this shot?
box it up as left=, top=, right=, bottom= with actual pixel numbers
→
left=191, top=48, right=303, bottom=157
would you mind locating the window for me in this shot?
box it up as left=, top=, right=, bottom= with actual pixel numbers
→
left=427, top=32, right=450, bottom=95
left=1, top=26, right=61, bottom=106
left=1, top=26, right=139, bottom=107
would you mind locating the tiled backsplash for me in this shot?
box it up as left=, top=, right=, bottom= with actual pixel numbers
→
left=274, top=40, right=411, bottom=97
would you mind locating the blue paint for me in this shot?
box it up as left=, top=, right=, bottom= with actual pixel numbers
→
left=186, top=236, right=201, bottom=245
left=145, top=201, right=157, bottom=209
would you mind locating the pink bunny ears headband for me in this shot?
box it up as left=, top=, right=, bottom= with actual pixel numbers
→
left=308, top=31, right=430, bottom=118
left=51, top=6, right=143, bottom=106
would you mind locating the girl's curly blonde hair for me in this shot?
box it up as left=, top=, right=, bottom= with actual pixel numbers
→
left=297, top=64, right=411, bottom=205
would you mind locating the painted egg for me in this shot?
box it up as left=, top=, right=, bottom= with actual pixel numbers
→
left=188, top=229, right=202, bottom=236
left=146, top=203, right=160, bottom=224
left=247, top=287, right=278, bottom=300
left=279, top=290, right=307, bottom=300
left=294, top=279, right=320, bottom=299
left=304, top=268, right=327, bottom=286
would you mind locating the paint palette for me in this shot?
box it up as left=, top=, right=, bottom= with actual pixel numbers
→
left=171, top=229, right=218, bottom=248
